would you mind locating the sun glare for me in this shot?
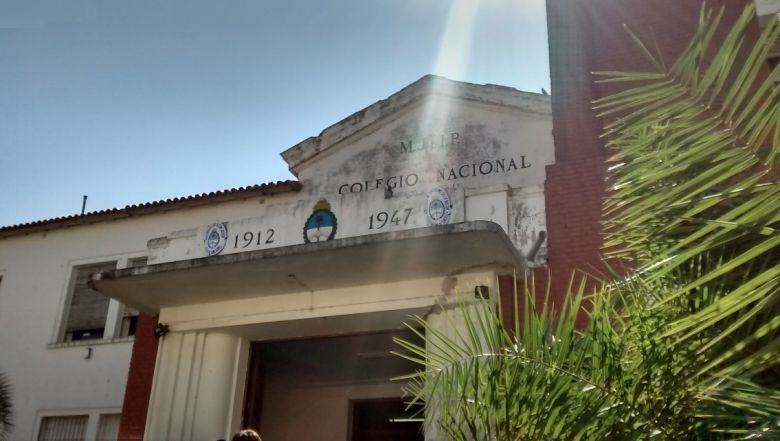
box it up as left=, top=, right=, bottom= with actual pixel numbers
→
left=433, top=0, right=481, bottom=79
left=414, top=0, right=482, bottom=167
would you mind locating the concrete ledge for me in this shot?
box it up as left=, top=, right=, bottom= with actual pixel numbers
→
left=91, top=221, right=524, bottom=314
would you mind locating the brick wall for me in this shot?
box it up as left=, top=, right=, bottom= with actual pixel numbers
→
left=499, top=0, right=759, bottom=320
left=117, top=314, right=158, bottom=441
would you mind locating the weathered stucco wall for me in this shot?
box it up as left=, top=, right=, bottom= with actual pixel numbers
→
left=150, top=78, right=553, bottom=267
left=0, top=192, right=297, bottom=440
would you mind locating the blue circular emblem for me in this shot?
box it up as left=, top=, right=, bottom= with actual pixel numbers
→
left=303, top=199, right=338, bottom=243
left=204, top=223, right=228, bottom=256
left=425, top=188, right=453, bottom=226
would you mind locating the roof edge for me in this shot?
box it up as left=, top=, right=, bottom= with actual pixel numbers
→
left=0, top=180, right=302, bottom=239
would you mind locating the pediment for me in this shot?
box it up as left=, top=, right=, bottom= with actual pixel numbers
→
left=141, top=76, right=554, bottom=273
left=281, top=75, right=552, bottom=180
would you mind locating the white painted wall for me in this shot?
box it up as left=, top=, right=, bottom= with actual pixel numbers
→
left=0, top=192, right=297, bottom=440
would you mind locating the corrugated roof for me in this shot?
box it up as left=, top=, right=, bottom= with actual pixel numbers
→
left=0, top=180, right=302, bottom=239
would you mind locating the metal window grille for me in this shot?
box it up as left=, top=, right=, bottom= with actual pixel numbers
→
left=38, top=415, right=88, bottom=441
left=63, top=262, right=116, bottom=341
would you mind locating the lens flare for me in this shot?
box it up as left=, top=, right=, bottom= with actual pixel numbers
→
left=433, top=0, right=480, bottom=80
left=373, top=0, right=482, bottom=276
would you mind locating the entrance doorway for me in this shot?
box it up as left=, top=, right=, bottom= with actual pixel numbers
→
left=243, top=331, right=423, bottom=441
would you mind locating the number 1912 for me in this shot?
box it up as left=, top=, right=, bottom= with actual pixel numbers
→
left=233, top=229, right=275, bottom=248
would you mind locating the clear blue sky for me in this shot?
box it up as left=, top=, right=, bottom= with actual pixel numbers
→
left=0, top=0, right=550, bottom=227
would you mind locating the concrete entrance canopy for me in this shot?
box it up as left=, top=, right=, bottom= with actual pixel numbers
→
left=91, top=220, right=523, bottom=316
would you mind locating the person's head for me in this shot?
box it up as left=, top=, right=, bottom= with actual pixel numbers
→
left=231, top=429, right=261, bottom=441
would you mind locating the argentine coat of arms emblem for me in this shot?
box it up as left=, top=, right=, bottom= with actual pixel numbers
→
left=303, top=199, right=338, bottom=243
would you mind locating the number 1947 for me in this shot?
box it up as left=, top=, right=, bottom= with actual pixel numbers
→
left=368, top=208, right=413, bottom=230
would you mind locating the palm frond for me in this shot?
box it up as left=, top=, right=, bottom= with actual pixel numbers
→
left=597, top=3, right=780, bottom=381
left=396, top=271, right=779, bottom=440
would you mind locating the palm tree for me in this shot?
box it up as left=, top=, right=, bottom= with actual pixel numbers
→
left=0, top=371, right=11, bottom=441
left=395, top=4, right=779, bottom=440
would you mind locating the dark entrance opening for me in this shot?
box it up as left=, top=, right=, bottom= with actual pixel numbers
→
left=350, top=398, right=423, bottom=441
left=242, top=330, right=423, bottom=441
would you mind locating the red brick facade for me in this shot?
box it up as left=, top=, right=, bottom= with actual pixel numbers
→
left=117, top=314, right=158, bottom=441
left=500, top=0, right=757, bottom=320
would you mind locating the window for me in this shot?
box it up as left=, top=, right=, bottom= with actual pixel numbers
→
left=118, top=310, right=139, bottom=338
left=36, top=412, right=120, bottom=441
left=63, top=262, right=117, bottom=341
left=38, top=415, right=88, bottom=441
left=96, top=414, right=121, bottom=441
left=57, top=256, right=147, bottom=344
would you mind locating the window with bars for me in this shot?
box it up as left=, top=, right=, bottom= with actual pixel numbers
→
left=36, top=413, right=120, bottom=441
left=37, top=415, right=88, bottom=441
left=63, top=262, right=117, bottom=341
left=58, top=257, right=147, bottom=343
